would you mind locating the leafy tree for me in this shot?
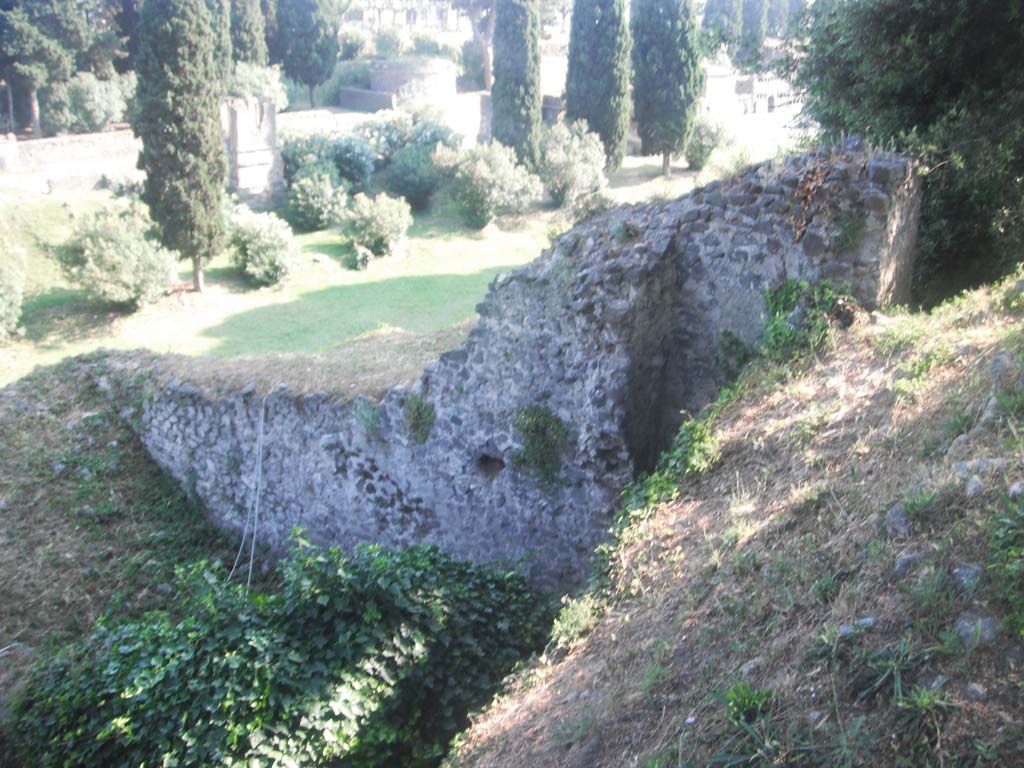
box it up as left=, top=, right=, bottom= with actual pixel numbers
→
left=701, top=0, right=741, bottom=47
left=232, top=0, right=268, bottom=64
left=134, top=0, right=226, bottom=292
left=565, top=0, right=632, bottom=171
left=784, top=0, right=804, bottom=35
left=492, top=0, right=541, bottom=167
left=736, top=0, right=766, bottom=68
left=279, top=0, right=339, bottom=107
left=0, top=0, right=89, bottom=135
left=453, top=0, right=496, bottom=90
left=793, top=0, right=1024, bottom=300
left=632, top=0, right=703, bottom=177
left=112, top=0, right=141, bottom=72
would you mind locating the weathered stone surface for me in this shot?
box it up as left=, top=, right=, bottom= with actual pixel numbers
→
left=954, top=613, right=1002, bottom=648
left=106, top=148, right=922, bottom=590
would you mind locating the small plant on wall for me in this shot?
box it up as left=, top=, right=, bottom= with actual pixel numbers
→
left=403, top=393, right=435, bottom=445
left=512, top=406, right=573, bottom=484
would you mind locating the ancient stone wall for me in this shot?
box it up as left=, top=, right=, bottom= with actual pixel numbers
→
left=110, top=146, right=921, bottom=591
left=221, top=98, right=286, bottom=208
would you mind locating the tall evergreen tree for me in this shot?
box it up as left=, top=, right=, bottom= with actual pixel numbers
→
left=701, top=0, right=741, bottom=46
left=565, top=0, right=631, bottom=171
left=453, top=0, right=496, bottom=90
left=736, top=0, right=766, bottom=68
left=206, top=0, right=233, bottom=81
left=112, top=0, right=141, bottom=72
left=232, top=0, right=268, bottom=64
left=632, top=0, right=703, bottom=177
left=491, top=0, right=541, bottom=167
left=785, top=0, right=805, bottom=34
left=260, top=0, right=284, bottom=64
left=279, top=0, right=338, bottom=107
left=766, top=0, right=787, bottom=36
left=0, top=0, right=88, bottom=135
left=134, top=0, right=226, bottom=293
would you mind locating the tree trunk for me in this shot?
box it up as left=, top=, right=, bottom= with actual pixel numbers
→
left=5, top=83, right=13, bottom=134
left=662, top=150, right=672, bottom=178
left=192, top=255, right=205, bottom=292
left=28, top=87, right=41, bottom=137
left=308, top=84, right=315, bottom=109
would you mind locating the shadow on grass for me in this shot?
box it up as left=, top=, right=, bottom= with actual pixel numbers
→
left=202, top=268, right=516, bottom=357
left=19, top=288, right=124, bottom=346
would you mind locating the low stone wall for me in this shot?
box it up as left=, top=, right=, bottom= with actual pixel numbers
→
left=369, top=58, right=457, bottom=106
left=110, top=146, right=921, bottom=591
left=336, top=87, right=397, bottom=113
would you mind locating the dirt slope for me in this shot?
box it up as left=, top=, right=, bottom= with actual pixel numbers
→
left=449, top=281, right=1024, bottom=767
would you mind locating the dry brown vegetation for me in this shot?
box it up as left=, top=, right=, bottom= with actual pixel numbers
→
left=449, top=283, right=1024, bottom=767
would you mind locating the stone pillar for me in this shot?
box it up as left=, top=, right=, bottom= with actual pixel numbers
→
left=221, top=98, right=286, bottom=208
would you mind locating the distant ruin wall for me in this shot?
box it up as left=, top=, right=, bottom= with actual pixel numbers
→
left=221, top=98, right=286, bottom=208
left=109, top=147, right=921, bottom=591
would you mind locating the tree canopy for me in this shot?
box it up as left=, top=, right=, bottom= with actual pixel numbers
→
left=279, top=0, right=339, bottom=106
left=232, top=0, right=268, bottom=64
left=492, top=0, right=542, bottom=168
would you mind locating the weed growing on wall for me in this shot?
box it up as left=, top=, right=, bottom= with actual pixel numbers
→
left=403, top=393, right=435, bottom=445
left=512, top=406, right=572, bottom=485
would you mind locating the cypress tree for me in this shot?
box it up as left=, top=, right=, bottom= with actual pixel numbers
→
left=232, top=0, right=267, bottom=64
left=134, top=0, right=226, bottom=293
left=736, top=0, right=766, bottom=68
left=632, top=0, right=703, bottom=177
left=491, top=0, right=541, bottom=168
left=766, top=0, right=787, bottom=36
left=565, top=0, right=631, bottom=171
left=261, top=0, right=284, bottom=64
left=206, top=0, right=233, bottom=80
left=702, top=0, right=742, bottom=46
left=279, top=0, right=338, bottom=107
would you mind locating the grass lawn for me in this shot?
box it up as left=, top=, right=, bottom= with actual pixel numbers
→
left=0, top=191, right=559, bottom=388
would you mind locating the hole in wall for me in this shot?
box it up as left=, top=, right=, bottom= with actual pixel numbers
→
left=477, top=453, right=506, bottom=480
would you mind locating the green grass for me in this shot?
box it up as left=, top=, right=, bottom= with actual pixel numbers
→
left=0, top=195, right=555, bottom=386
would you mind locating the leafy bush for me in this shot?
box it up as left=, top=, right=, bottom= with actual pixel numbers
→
left=538, top=120, right=608, bottom=207
left=0, top=239, right=26, bottom=337
left=42, top=72, right=126, bottom=135
left=411, top=33, right=459, bottom=61
left=281, top=133, right=335, bottom=184
left=340, top=28, right=369, bottom=60
left=115, top=71, right=138, bottom=124
left=287, top=164, right=349, bottom=231
left=54, top=207, right=176, bottom=308
left=11, top=544, right=548, bottom=768
left=343, top=193, right=413, bottom=260
left=375, top=28, right=407, bottom=58
left=685, top=115, right=727, bottom=171
left=459, top=38, right=486, bottom=90
left=227, top=62, right=289, bottom=110
left=331, top=134, right=377, bottom=187
left=356, top=109, right=416, bottom=164
left=435, top=143, right=542, bottom=228
left=229, top=207, right=296, bottom=286
left=385, top=144, right=440, bottom=210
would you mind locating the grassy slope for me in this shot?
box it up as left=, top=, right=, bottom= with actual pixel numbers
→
left=0, top=357, right=251, bottom=736
left=449, top=283, right=1024, bottom=767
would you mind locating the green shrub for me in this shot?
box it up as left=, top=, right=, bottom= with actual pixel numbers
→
left=0, top=239, right=26, bottom=337
left=227, top=62, right=289, bottom=110
left=723, top=681, right=774, bottom=725
left=42, top=72, right=126, bottom=135
left=989, top=497, right=1024, bottom=637
left=385, top=144, right=440, bottom=210
left=411, top=33, right=459, bottom=61
left=54, top=206, right=177, bottom=309
left=761, top=279, right=848, bottom=361
left=287, top=164, right=349, bottom=231
left=459, top=38, right=486, bottom=90
left=375, top=28, right=407, bottom=58
left=340, top=28, right=369, bottom=60
left=685, top=115, right=727, bottom=171
left=331, top=134, right=377, bottom=187
left=11, top=544, right=548, bottom=768
left=403, top=393, right=435, bottom=444
left=538, top=120, right=608, bottom=207
left=115, top=71, right=138, bottom=124
left=435, top=143, right=542, bottom=228
left=343, top=193, right=413, bottom=259
left=355, top=109, right=416, bottom=164
left=229, top=207, right=296, bottom=286
left=281, top=133, right=335, bottom=184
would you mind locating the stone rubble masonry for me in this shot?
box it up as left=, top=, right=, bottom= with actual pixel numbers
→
left=106, top=146, right=922, bottom=591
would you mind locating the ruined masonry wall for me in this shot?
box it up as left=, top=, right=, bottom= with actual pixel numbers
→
left=113, top=148, right=921, bottom=590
